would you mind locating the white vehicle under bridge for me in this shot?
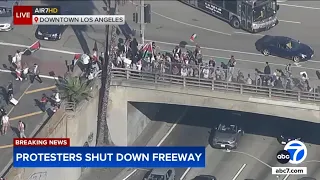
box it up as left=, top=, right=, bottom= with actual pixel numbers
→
left=179, top=0, right=280, bottom=33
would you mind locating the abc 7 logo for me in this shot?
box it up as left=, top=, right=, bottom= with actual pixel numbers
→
left=277, top=140, right=307, bottom=164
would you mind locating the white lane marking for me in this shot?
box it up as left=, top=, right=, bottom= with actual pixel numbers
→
left=279, top=3, right=320, bottom=10
left=227, top=150, right=272, bottom=168
left=279, top=20, right=301, bottom=24
left=232, top=164, right=247, bottom=180
left=151, top=11, right=232, bottom=36
left=283, top=174, right=290, bottom=180
left=123, top=108, right=189, bottom=180
left=277, top=0, right=287, bottom=2
left=233, top=31, right=264, bottom=36
left=0, top=69, right=58, bottom=79
left=0, top=41, right=79, bottom=55
left=179, top=167, right=191, bottom=180
left=148, top=39, right=263, bottom=56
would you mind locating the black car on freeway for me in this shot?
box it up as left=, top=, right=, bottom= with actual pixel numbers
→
left=277, top=134, right=301, bottom=145
left=210, top=123, right=244, bottom=149
left=193, top=175, right=217, bottom=180
left=255, top=35, right=314, bottom=63
left=35, top=25, right=66, bottom=41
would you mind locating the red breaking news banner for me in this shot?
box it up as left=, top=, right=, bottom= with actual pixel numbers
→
left=13, top=6, right=33, bottom=25
left=13, top=138, right=70, bottom=146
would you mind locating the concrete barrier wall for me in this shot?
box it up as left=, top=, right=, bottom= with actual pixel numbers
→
left=5, top=82, right=100, bottom=180
left=127, top=102, right=162, bottom=145
left=107, top=80, right=320, bottom=146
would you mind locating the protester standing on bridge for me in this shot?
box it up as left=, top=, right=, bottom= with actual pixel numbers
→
left=227, top=55, right=236, bottom=81
left=18, top=120, right=26, bottom=138
left=285, top=63, right=292, bottom=77
left=246, top=74, right=253, bottom=85
left=1, top=112, right=10, bottom=135
left=264, top=62, right=271, bottom=75
left=30, top=64, right=43, bottom=83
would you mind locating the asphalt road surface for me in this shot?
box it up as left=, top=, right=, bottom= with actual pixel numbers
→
left=0, top=71, right=57, bottom=174
left=0, top=0, right=319, bottom=179
left=119, top=1, right=320, bottom=85
left=127, top=106, right=320, bottom=180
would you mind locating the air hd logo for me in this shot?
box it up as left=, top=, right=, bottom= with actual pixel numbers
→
left=277, top=140, right=307, bottom=164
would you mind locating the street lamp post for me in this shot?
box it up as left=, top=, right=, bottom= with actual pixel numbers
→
left=140, top=0, right=145, bottom=45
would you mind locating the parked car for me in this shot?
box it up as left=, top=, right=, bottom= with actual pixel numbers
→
left=193, top=175, right=217, bottom=180
left=277, top=134, right=301, bottom=145
left=210, top=123, right=244, bottom=149
left=255, top=35, right=314, bottom=63
left=35, top=25, right=67, bottom=41
left=144, top=168, right=175, bottom=180
left=0, top=0, right=19, bottom=31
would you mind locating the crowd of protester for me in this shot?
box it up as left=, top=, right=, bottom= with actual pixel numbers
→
left=110, top=38, right=319, bottom=93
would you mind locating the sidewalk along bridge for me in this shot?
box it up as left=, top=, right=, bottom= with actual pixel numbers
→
left=110, top=68, right=320, bottom=103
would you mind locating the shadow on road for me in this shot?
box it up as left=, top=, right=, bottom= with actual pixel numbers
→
left=40, top=0, right=98, bottom=54
left=132, top=102, right=320, bottom=145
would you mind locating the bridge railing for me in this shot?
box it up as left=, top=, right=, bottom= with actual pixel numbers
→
left=111, top=68, right=320, bottom=103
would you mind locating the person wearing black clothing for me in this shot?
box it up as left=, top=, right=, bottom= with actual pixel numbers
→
left=7, top=81, right=13, bottom=100
left=30, top=64, right=43, bottom=83
left=130, top=38, right=139, bottom=59
left=117, top=41, right=125, bottom=54
left=264, top=62, right=271, bottom=75
left=263, top=62, right=271, bottom=84
left=173, top=46, right=181, bottom=58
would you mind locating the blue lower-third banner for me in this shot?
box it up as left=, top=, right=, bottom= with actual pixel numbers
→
left=13, top=146, right=205, bottom=168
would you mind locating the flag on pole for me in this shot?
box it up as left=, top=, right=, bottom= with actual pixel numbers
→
left=190, top=33, right=197, bottom=42
left=23, top=40, right=40, bottom=55
left=28, top=41, right=41, bottom=53
left=141, top=42, right=153, bottom=58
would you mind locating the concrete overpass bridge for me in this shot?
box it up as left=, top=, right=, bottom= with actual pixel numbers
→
left=108, top=68, right=320, bottom=146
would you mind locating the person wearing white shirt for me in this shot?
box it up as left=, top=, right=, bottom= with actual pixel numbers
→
left=1, top=114, right=9, bottom=135
left=203, top=68, right=209, bottom=79
left=246, top=74, right=253, bottom=85
left=14, top=50, right=23, bottom=63
left=137, top=61, right=142, bottom=71
left=181, top=66, right=188, bottom=77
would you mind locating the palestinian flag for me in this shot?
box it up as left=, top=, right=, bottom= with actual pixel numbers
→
left=28, top=41, right=41, bottom=52
left=22, top=40, right=40, bottom=55
left=190, top=33, right=197, bottom=42
left=74, top=53, right=82, bottom=60
left=141, top=42, right=153, bottom=58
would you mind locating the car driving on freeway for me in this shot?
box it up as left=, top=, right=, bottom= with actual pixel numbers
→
left=210, top=123, right=244, bottom=149
left=144, top=168, right=175, bottom=180
left=255, top=35, right=314, bottom=63
left=35, top=25, right=67, bottom=41
left=193, top=175, right=217, bottom=180
left=277, top=134, right=301, bottom=145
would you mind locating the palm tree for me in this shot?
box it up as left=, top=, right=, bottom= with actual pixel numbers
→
left=58, top=76, right=92, bottom=104
left=96, top=1, right=116, bottom=146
